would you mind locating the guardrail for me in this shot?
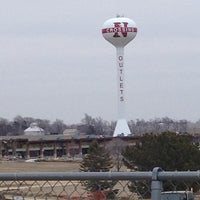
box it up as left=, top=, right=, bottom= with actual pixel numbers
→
left=0, top=167, right=200, bottom=199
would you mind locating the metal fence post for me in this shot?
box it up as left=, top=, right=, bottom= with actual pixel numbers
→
left=151, top=167, right=163, bottom=200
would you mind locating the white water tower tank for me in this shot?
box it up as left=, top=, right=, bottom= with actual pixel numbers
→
left=102, top=16, right=137, bottom=47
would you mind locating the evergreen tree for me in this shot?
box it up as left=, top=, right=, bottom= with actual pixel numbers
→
left=122, top=132, right=200, bottom=198
left=122, top=132, right=200, bottom=171
left=80, top=140, right=118, bottom=198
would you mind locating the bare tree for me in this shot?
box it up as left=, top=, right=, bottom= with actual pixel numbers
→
left=0, top=118, right=10, bottom=136
left=107, top=138, right=127, bottom=171
left=81, top=114, right=115, bottom=136
left=51, top=119, right=67, bottom=134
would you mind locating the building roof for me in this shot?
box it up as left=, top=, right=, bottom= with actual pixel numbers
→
left=24, top=123, right=45, bottom=136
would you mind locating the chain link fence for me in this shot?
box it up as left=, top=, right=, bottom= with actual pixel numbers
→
left=0, top=169, right=200, bottom=200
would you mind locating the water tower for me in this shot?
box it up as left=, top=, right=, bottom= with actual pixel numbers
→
left=102, top=16, right=137, bottom=136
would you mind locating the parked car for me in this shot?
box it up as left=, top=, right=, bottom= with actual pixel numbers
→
left=161, top=191, right=194, bottom=200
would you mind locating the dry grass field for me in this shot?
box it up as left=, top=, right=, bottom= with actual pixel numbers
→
left=0, top=161, right=81, bottom=172
left=0, top=161, right=87, bottom=199
left=0, top=161, right=144, bottom=199
left=0, top=161, right=135, bottom=200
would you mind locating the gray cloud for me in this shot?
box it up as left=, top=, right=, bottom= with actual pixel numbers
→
left=0, top=0, right=200, bottom=123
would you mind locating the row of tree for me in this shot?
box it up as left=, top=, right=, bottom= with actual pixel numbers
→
left=0, top=116, right=67, bottom=136
left=1, top=114, right=200, bottom=136
left=80, top=132, right=200, bottom=198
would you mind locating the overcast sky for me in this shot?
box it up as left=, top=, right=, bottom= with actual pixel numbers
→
left=0, top=0, right=200, bottom=124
